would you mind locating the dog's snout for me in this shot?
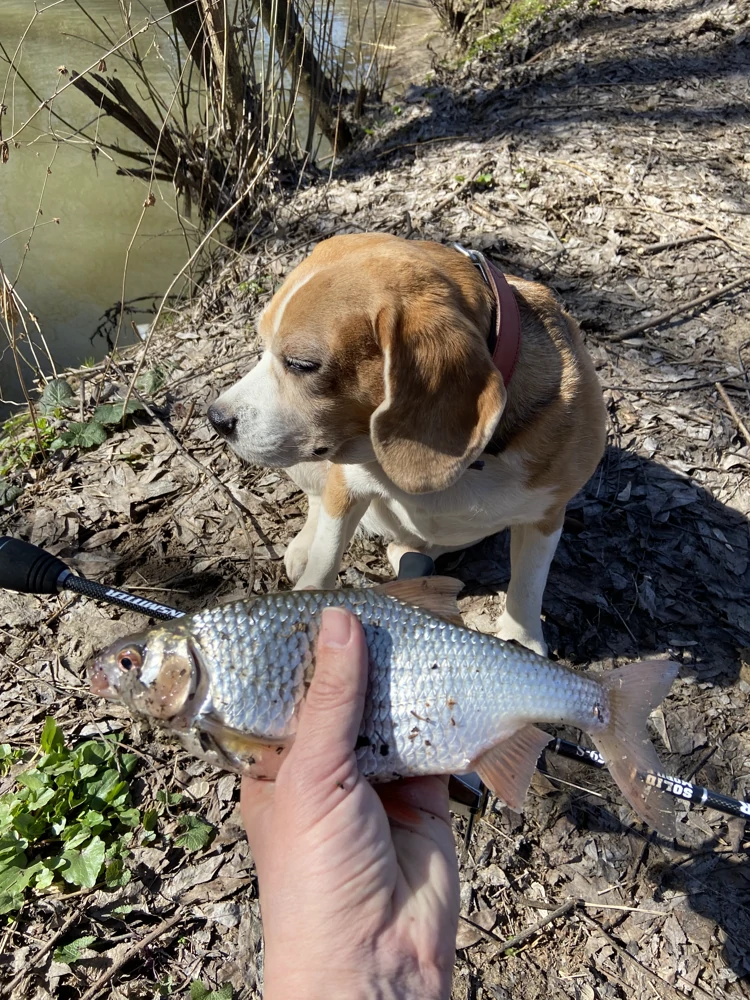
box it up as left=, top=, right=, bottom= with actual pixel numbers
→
left=208, top=403, right=237, bottom=437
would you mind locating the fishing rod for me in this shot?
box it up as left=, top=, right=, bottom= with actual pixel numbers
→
left=0, top=535, right=184, bottom=621
left=1, top=537, right=748, bottom=824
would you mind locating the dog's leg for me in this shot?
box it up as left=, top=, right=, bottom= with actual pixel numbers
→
left=496, top=510, right=564, bottom=657
left=285, top=495, right=321, bottom=583
left=295, top=466, right=369, bottom=590
left=283, top=462, right=329, bottom=583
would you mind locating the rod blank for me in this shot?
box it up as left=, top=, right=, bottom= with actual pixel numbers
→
left=1, top=537, right=747, bottom=823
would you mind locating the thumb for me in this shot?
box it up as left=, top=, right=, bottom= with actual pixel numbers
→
left=286, top=607, right=368, bottom=782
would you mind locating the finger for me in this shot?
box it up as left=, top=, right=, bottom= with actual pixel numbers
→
left=286, top=607, right=367, bottom=782
left=240, top=775, right=276, bottom=860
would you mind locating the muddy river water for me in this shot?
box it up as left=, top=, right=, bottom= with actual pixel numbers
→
left=0, top=0, right=437, bottom=413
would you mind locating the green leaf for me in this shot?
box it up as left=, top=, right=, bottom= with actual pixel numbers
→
left=156, top=790, right=184, bottom=807
left=40, top=718, right=65, bottom=754
left=116, top=807, right=140, bottom=828
left=39, top=378, right=76, bottom=413
left=61, top=834, right=106, bottom=887
left=0, top=861, right=36, bottom=898
left=53, top=935, right=97, bottom=965
left=93, top=399, right=145, bottom=426
left=189, top=986, right=232, bottom=1000
left=142, top=809, right=158, bottom=832
left=175, top=815, right=214, bottom=853
left=0, top=479, right=23, bottom=507
left=0, top=892, right=24, bottom=915
left=51, top=420, right=108, bottom=451
left=33, top=863, right=56, bottom=890
left=104, top=858, right=131, bottom=888
left=0, top=726, right=139, bottom=908
left=136, top=365, right=169, bottom=395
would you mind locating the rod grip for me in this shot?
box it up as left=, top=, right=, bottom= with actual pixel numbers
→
left=0, top=536, right=70, bottom=595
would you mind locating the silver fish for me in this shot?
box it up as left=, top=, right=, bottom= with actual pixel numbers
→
left=87, top=577, right=679, bottom=833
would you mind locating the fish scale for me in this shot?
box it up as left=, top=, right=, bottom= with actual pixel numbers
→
left=88, top=577, right=679, bottom=834
left=185, top=589, right=607, bottom=781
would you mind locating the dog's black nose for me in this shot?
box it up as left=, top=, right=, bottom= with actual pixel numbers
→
left=208, top=403, right=237, bottom=437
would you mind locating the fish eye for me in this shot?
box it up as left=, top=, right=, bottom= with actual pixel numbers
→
left=117, top=647, right=143, bottom=671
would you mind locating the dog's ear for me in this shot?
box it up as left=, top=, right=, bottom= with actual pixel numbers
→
left=370, top=304, right=506, bottom=494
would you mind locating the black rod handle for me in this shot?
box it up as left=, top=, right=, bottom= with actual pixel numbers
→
left=0, top=536, right=71, bottom=595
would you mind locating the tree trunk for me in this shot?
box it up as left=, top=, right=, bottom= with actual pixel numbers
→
left=164, top=0, right=258, bottom=157
left=256, top=0, right=353, bottom=151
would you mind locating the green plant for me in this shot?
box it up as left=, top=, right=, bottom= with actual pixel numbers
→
left=0, top=745, right=25, bottom=777
left=175, top=814, right=215, bottom=853
left=38, top=378, right=76, bottom=414
left=190, top=982, right=233, bottom=1000
left=53, top=935, right=98, bottom=965
left=136, top=363, right=171, bottom=396
left=0, top=719, right=142, bottom=913
left=50, top=398, right=147, bottom=452
left=466, top=0, right=573, bottom=59
left=0, top=411, right=58, bottom=476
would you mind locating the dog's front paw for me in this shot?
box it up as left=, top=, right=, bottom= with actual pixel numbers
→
left=284, top=534, right=311, bottom=583
left=495, top=613, right=548, bottom=658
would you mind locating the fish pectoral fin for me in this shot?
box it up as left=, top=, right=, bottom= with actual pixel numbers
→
left=198, top=715, right=289, bottom=760
left=470, top=725, right=552, bottom=811
left=378, top=576, right=464, bottom=627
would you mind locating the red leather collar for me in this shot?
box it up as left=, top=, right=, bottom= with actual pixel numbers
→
left=452, top=245, right=521, bottom=386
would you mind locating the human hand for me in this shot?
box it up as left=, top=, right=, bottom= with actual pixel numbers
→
left=241, top=607, right=460, bottom=1000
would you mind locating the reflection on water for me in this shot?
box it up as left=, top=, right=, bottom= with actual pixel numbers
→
left=0, top=0, right=195, bottom=413
left=0, top=0, right=438, bottom=416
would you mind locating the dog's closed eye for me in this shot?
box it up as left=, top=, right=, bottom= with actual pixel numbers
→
left=284, top=357, right=320, bottom=374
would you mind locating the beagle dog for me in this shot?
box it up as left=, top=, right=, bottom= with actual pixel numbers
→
left=208, top=234, right=606, bottom=655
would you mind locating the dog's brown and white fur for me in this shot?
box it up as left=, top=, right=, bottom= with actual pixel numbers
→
left=208, top=234, right=606, bottom=655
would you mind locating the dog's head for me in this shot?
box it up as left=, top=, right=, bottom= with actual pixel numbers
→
left=208, top=233, right=506, bottom=494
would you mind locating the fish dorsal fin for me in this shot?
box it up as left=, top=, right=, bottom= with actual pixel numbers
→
left=470, top=724, right=552, bottom=810
left=378, top=576, right=464, bottom=627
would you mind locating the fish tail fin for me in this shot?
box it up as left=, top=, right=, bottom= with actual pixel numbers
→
left=470, top=724, right=553, bottom=810
left=590, top=659, right=679, bottom=837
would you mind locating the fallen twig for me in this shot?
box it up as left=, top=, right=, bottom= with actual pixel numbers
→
left=491, top=898, right=577, bottom=956
left=3, top=907, right=81, bottom=997
left=638, top=232, right=717, bottom=254
left=607, top=272, right=750, bottom=341
left=715, top=381, right=750, bottom=449
left=78, top=911, right=192, bottom=1000
left=580, top=913, right=716, bottom=1000
left=423, top=160, right=494, bottom=221
left=110, top=361, right=273, bottom=570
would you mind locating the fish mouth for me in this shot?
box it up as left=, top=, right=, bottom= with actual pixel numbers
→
left=86, top=653, right=117, bottom=699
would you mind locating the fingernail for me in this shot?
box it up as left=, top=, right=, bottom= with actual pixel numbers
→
left=320, top=607, right=353, bottom=649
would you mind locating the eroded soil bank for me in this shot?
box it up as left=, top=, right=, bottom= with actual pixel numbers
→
left=1, top=0, right=749, bottom=996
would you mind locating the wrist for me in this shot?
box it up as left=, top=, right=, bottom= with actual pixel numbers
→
left=263, top=952, right=450, bottom=1000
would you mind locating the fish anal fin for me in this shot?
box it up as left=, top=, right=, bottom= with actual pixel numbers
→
left=470, top=724, right=552, bottom=810
left=379, top=576, right=464, bottom=627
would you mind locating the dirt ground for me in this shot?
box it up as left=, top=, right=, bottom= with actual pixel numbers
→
left=1, top=0, right=750, bottom=996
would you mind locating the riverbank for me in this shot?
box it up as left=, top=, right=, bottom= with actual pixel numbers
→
left=2, top=0, right=750, bottom=996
